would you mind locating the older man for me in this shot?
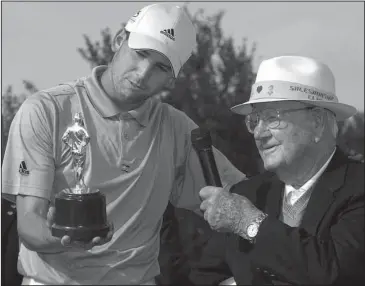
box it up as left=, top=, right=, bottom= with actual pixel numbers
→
left=197, top=56, right=364, bottom=285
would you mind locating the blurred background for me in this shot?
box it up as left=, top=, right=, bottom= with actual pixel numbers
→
left=1, top=1, right=364, bottom=285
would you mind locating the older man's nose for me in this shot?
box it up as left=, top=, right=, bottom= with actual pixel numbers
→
left=254, top=120, right=271, bottom=139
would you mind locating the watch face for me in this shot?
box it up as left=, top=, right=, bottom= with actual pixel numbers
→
left=247, top=223, right=259, bottom=238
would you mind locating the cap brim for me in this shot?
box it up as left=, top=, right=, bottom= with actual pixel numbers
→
left=128, top=32, right=181, bottom=78
left=231, top=98, right=357, bottom=121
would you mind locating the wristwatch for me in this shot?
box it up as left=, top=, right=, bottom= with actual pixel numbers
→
left=246, top=213, right=268, bottom=243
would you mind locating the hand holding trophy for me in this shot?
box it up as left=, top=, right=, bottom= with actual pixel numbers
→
left=51, top=113, right=112, bottom=245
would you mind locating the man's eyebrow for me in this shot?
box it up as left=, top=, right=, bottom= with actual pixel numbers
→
left=138, top=50, right=149, bottom=56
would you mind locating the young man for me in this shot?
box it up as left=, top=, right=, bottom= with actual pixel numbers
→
left=2, top=3, right=245, bottom=285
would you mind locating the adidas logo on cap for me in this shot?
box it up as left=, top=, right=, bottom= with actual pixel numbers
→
left=160, top=29, right=175, bottom=41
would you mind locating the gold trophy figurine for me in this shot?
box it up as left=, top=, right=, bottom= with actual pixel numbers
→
left=52, top=112, right=110, bottom=242
left=61, top=112, right=91, bottom=194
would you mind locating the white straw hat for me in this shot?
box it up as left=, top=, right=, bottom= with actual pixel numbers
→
left=231, top=56, right=357, bottom=121
left=125, top=3, right=196, bottom=78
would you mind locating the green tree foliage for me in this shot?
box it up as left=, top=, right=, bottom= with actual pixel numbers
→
left=78, top=8, right=262, bottom=176
left=78, top=28, right=114, bottom=68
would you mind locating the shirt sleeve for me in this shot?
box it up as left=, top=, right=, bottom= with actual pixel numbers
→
left=169, top=108, right=246, bottom=212
left=2, top=93, right=56, bottom=202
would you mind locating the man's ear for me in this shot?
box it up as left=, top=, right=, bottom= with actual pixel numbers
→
left=112, top=28, right=128, bottom=53
left=311, top=107, right=326, bottom=139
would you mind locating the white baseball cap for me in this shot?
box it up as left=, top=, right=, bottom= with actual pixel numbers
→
left=231, top=56, right=357, bottom=121
left=125, top=3, right=196, bottom=78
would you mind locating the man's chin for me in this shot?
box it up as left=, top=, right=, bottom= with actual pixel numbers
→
left=120, top=89, right=148, bottom=101
left=121, top=88, right=141, bottom=97
left=263, top=158, right=281, bottom=172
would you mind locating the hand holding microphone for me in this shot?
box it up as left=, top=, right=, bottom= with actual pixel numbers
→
left=191, top=128, right=254, bottom=234
left=191, top=128, right=228, bottom=230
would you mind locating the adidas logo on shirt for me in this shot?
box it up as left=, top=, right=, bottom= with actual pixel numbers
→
left=19, top=160, right=30, bottom=176
left=160, top=29, right=175, bottom=41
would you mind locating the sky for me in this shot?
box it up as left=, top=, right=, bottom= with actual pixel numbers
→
left=1, top=1, right=364, bottom=110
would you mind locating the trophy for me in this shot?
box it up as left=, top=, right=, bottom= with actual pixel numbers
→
left=51, top=113, right=110, bottom=242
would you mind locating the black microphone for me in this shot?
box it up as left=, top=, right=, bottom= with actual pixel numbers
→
left=191, top=128, right=222, bottom=187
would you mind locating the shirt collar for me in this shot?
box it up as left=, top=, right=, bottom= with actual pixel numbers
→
left=127, top=99, right=152, bottom=127
left=84, top=65, right=152, bottom=126
left=285, top=147, right=337, bottom=195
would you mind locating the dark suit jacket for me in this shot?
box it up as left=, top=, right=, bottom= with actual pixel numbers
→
left=189, top=149, right=364, bottom=285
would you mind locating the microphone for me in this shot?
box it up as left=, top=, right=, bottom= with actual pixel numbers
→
left=191, top=128, right=222, bottom=187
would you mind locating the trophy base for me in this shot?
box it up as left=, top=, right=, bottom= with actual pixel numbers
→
left=51, top=189, right=110, bottom=242
left=51, top=223, right=111, bottom=242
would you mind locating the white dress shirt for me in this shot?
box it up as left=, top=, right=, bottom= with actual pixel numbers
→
left=285, top=148, right=337, bottom=206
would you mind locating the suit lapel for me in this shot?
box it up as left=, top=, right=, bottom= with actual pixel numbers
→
left=300, top=149, right=349, bottom=234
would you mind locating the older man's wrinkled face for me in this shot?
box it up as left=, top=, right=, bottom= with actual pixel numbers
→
left=252, top=101, right=316, bottom=172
